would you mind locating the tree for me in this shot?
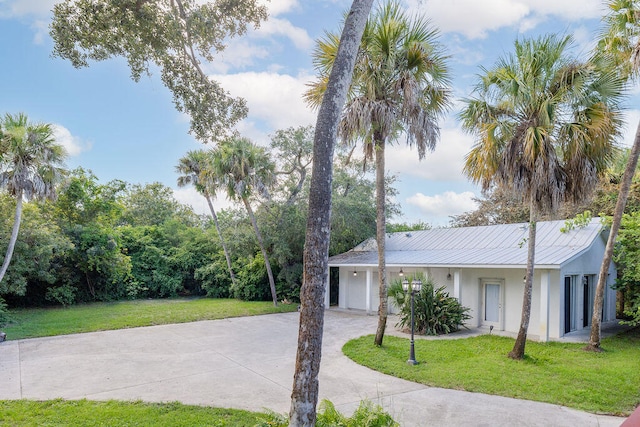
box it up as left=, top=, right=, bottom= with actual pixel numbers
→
left=289, top=1, right=373, bottom=424
left=305, top=1, right=451, bottom=347
left=176, top=150, right=236, bottom=285
left=50, top=0, right=267, bottom=143
left=460, top=34, right=623, bottom=359
left=0, top=113, right=67, bottom=285
left=587, top=0, right=640, bottom=351
left=211, top=137, right=278, bottom=305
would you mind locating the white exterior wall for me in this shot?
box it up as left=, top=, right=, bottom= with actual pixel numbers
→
left=336, top=248, right=616, bottom=341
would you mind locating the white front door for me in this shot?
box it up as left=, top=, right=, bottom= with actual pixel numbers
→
left=482, top=280, right=504, bottom=330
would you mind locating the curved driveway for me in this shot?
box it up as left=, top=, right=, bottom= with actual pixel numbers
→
left=0, top=310, right=625, bottom=426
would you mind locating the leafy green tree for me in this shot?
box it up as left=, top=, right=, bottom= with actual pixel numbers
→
left=613, top=212, right=640, bottom=325
left=121, top=182, right=190, bottom=227
left=586, top=0, right=640, bottom=350
left=0, top=195, right=72, bottom=304
left=306, top=1, right=452, bottom=347
left=176, top=150, right=236, bottom=285
left=50, top=0, right=267, bottom=143
left=0, top=113, right=67, bottom=285
left=54, top=169, right=131, bottom=301
left=460, top=34, right=623, bottom=359
left=289, top=1, right=372, bottom=424
left=211, top=137, right=278, bottom=305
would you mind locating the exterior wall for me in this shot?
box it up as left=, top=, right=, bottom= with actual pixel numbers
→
left=336, top=242, right=616, bottom=341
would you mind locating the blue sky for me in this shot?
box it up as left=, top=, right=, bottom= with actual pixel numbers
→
left=1, top=0, right=638, bottom=226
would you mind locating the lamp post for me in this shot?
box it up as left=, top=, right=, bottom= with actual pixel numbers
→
left=403, top=277, right=422, bottom=365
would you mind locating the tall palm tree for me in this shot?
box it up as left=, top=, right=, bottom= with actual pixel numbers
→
left=586, top=0, right=640, bottom=351
left=211, top=136, right=278, bottom=306
left=305, top=1, right=451, bottom=346
left=176, top=149, right=236, bottom=285
left=460, top=34, right=623, bottom=359
left=0, top=113, right=67, bottom=284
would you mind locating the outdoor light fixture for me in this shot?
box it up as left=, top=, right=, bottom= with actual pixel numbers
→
left=447, top=268, right=452, bottom=280
left=404, top=277, right=422, bottom=365
left=399, top=268, right=404, bottom=277
left=353, top=270, right=357, bottom=276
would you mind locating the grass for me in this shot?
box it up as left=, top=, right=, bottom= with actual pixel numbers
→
left=0, top=399, right=269, bottom=426
left=343, top=329, right=640, bottom=416
left=2, top=298, right=298, bottom=340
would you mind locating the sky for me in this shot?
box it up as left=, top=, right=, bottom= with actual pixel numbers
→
left=1, top=0, right=639, bottom=226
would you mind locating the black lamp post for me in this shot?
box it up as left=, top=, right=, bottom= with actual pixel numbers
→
left=402, top=277, right=422, bottom=365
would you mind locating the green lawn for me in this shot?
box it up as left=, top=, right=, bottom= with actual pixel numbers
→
left=2, top=298, right=298, bottom=340
left=0, top=399, right=268, bottom=426
left=343, top=329, right=640, bottom=416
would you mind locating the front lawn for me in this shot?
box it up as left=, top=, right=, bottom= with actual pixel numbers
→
left=343, top=329, right=640, bottom=415
left=0, top=399, right=266, bottom=426
left=2, top=298, right=298, bottom=340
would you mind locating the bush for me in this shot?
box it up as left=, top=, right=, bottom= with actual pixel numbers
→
left=389, top=274, right=471, bottom=335
left=0, top=296, right=10, bottom=327
left=45, top=284, right=77, bottom=306
left=256, top=399, right=398, bottom=427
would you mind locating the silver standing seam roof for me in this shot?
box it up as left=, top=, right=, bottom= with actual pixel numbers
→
left=328, top=218, right=606, bottom=269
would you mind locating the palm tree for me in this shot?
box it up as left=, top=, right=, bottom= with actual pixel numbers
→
left=176, top=149, right=236, bottom=285
left=0, top=113, right=67, bottom=284
left=305, top=1, right=451, bottom=346
left=460, top=34, right=623, bottom=359
left=211, top=136, right=278, bottom=306
left=586, top=0, right=640, bottom=351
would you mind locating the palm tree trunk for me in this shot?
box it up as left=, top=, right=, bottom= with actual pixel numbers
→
left=204, top=191, right=236, bottom=285
left=289, top=1, right=372, bottom=425
left=586, top=119, right=640, bottom=351
left=242, top=197, right=278, bottom=306
left=374, top=136, right=387, bottom=346
left=0, top=191, right=23, bottom=284
left=509, top=206, right=537, bottom=360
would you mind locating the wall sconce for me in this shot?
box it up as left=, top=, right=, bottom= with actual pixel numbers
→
left=447, top=268, right=452, bottom=280
left=399, top=268, right=404, bottom=277
left=353, top=270, right=357, bottom=276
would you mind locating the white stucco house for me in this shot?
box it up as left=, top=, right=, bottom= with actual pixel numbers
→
left=327, top=218, right=617, bottom=341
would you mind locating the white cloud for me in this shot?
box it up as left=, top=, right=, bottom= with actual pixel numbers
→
left=213, top=71, right=317, bottom=134
left=0, top=0, right=55, bottom=18
left=386, top=125, right=475, bottom=183
left=622, top=110, right=640, bottom=149
left=255, top=17, right=314, bottom=50
left=410, top=0, right=530, bottom=39
left=258, top=0, right=299, bottom=17
left=406, top=190, right=478, bottom=219
left=408, top=0, right=602, bottom=39
left=52, top=124, right=91, bottom=157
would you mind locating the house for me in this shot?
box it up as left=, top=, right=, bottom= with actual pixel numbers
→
left=327, top=218, right=617, bottom=341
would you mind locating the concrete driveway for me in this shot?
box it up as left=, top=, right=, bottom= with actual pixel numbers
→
left=0, top=310, right=625, bottom=426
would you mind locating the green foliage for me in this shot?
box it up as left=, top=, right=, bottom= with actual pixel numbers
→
left=389, top=274, right=471, bottom=335
left=231, top=254, right=271, bottom=301
left=45, top=284, right=77, bottom=307
left=195, top=255, right=232, bottom=298
left=51, top=0, right=268, bottom=143
left=613, top=211, right=640, bottom=326
left=560, top=211, right=593, bottom=233
left=256, top=400, right=398, bottom=427
left=0, top=296, right=10, bottom=327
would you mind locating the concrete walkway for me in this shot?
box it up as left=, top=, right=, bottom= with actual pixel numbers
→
left=0, top=310, right=626, bottom=426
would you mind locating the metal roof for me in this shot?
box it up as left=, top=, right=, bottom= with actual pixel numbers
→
left=328, top=218, right=605, bottom=269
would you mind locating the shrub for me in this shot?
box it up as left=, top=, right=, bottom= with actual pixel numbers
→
left=255, top=399, right=398, bottom=427
left=45, top=284, right=77, bottom=306
left=0, top=296, right=9, bottom=327
left=389, top=274, right=471, bottom=335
